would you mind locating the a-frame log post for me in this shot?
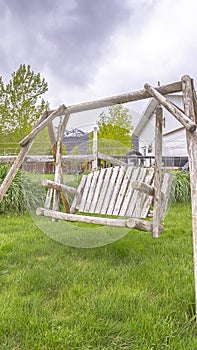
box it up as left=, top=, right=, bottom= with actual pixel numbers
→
left=182, top=75, right=197, bottom=320
left=0, top=110, right=48, bottom=203
left=46, top=118, right=70, bottom=212
left=153, top=105, right=163, bottom=238
left=20, top=105, right=66, bottom=147
left=47, top=121, right=57, bottom=160
left=52, top=113, right=70, bottom=216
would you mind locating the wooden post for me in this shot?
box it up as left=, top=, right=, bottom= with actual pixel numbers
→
left=92, top=127, right=98, bottom=171
left=192, top=82, right=197, bottom=123
left=47, top=121, right=57, bottom=159
left=153, top=105, right=163, bottom=238
left=0, top=110, right=48, bottom=203
left=182, top=75, right=197, bottom=320
left=46, top=113, right=71, bottom=213
left=20, top=105, right=67, bottom=147
left=52, top=113, right=70, bottom=216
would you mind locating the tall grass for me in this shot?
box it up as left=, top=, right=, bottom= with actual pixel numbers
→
left=0, top=165, right=25, bottom=214
left=171, top=170, right=191, bottom=203
left=0, top=164, right=45, bottom=215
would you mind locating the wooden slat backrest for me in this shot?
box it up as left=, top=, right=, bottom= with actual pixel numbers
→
left=72, top=166, right=154, bottom=218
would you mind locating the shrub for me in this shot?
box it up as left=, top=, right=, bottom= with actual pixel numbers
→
left=171, top=170, right=191, bottom=203
left=0, top=164, right=45, bottom=215
left=0, top=164, right=25, bottom=214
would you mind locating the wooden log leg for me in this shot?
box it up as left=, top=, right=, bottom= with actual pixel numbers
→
left=52, top=114, right=70, bottom=219
left=20, top=105, right=66, bottom=147
left=192, top=81, right=197, bottom=124
left=47, top=122, right=57, bottom=159
left=0, top=111, right=48, bottom=204
left=47, top=115, right=70, bottom=214
left=60, top=171, right=70, bottom=213
left=182, top=75, right=197, bottom=321
left=52, top=124, right=63, bottom=217
left=160, top=172, right=173, bottom=222
left=44, top=188, right=53, bottom=209
left=153, top=105, right=163, bottom=238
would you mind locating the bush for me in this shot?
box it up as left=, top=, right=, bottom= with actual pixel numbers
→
left=0, top=164, right=45, bottom=215
left=171, top=170, right=191, bottom=203
left=0, top=164, right=25, bottom=214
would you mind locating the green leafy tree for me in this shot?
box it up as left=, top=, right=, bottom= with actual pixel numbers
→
left=0, top=64, right=48, bottom=154
left=90, top=104, right=133, bottom=155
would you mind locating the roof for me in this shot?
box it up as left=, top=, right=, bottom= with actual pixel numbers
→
left=132, top=93, right=183, bottom=137
left=132, top=98, right=158, bottom=137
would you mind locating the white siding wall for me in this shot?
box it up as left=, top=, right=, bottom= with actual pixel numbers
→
left=162, top=95, right=183, bottom=134
left=163, top=128, right=187, bottom=157
left=138, top=113, right=155, bottom=157
left=137, top=94, right=186, bottom=158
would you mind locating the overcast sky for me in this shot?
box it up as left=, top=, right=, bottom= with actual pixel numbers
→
left=1, top=0, right=197, bottom=130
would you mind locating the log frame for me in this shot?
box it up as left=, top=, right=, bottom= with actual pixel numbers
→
left=52, top=113, right=70, bottom=214
left=47, top=81, right=182, bottom=115
left=153, top=105, right=163, bottom=238
left=20, top=105, right=67, bottom=147
left=0, top=110, right=48, bottom=203
left=144, top=83, right=196, bottom=132
left=182, top=74, right=197, bottom=320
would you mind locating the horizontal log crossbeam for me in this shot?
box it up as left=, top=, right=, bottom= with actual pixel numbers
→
left=47, top=81, right=182, bottom=115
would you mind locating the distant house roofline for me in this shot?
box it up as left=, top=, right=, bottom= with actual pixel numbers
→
left=132, top=93, right=183, bottom=137
left=132, top=98, right=158, bottom=137
left=163, top=126, right=184, bottom=137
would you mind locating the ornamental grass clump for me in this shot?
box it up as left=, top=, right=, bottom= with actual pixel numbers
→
left=0, top=164, right=45, bottom=215
left=172, top=170, right=191, bottom=203
left=0, top=164, right=25, bottom=214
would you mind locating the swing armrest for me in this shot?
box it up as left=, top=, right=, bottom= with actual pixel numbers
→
left=42, top=179, right=77, bottom=195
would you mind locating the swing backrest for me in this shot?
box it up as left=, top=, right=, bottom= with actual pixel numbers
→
left=70, top=166, right=154, bottom=218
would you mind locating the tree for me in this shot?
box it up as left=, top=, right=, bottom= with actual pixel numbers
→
left=0, top=64, right=48, bottom=154
left=90, top=104, right=134, bottom=156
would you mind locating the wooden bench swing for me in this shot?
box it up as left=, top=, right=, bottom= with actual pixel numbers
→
left=35, top=104, right=173, bottom=238
left=36, top=164, right=173, bottom=237
left=0, top=76, right=193, bottom=240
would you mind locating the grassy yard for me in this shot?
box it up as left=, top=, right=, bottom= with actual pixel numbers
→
left=0, top=203, right=196, bottom=349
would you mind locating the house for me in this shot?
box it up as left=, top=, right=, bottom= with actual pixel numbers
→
left=132, top=93, right=188, bottom=167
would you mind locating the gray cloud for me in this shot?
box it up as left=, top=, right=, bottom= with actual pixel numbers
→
left=0, top=0, right=133, bottom=87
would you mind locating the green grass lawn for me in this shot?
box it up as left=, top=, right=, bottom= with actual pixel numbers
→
left=0, top=203, right=196, bottom=349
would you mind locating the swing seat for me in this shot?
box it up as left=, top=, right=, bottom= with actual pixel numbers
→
left=36, top=166, right=173, bottom=234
